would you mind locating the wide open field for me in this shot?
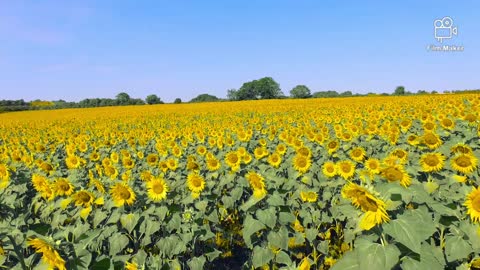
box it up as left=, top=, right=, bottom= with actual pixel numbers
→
left=1, top=95, right=480, bottom=269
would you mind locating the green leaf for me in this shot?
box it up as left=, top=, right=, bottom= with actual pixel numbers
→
left=256, top=208, right=277, bottom=229
left=278, top=212, right=295, bottom=225
left=120, top=213, right=138, bottom=234
left=93, top=210, right=108, bottom=228
left=355, top=238, right=400, bottom=270
left=445, top=235, right=472, bottom=262
left=331, top=250, right=360, bottom=270
left=252, top=246, right=275, bottom=268
left=383, top=207, right=436, bottom=253
left=275, top=250, right=292, bottom=266
left=187, top=256, right=206, bottom=270
left=109, top=234, right=129, bottom=256
left=267, top=227, right=288, bottom=250
left=242, top=215, right=265, bottom=248
left=401, top=244, right=445, bottom=270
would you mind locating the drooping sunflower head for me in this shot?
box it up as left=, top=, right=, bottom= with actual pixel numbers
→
left=54, top=178, right=74, bottom=196
left=72, top=190, right=94, bottom=208
left=451, top=154, right=478, bottom=174
left=407, top=134, right=419, bottom=146
left=420, top=152, right=445, bottom=172
left=0, top=164, right=10, bottom=182
left=246, top=171, right=267, bottom=199
left=381, top=165, right=411, bottom=187
left=300, top=191, right=318, bottom=203
left=440, top=118, right=455, bottom=130
left=110, top=183, right=136, bottom=207
left=146, top=177, right=169, bottom=202
left=451, top=143, right=473, bottom=155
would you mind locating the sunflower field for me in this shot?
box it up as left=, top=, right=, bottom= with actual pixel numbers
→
left=1, top=94, right=480, bottom=270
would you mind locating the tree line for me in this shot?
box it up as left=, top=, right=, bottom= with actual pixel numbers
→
left=1, top=77, right=479, bottom=113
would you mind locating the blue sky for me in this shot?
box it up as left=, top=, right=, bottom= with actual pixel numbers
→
left=0, top=1, right=479, bottom=102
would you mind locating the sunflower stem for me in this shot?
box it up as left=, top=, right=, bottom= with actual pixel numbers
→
left=7, top=235, right=27, bottom=270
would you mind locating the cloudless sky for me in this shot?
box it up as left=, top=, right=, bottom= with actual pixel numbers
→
left=0, top=0, right=479, bottom=102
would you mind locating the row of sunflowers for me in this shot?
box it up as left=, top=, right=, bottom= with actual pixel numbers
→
left=0, top=94, right=480, bottom=269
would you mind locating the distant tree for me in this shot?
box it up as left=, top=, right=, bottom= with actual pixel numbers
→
left=417, top=90, right=428, bottom=95
left=116, top=92, right=131, bottom=105
left=227, top=89, right=239, bottom=101
left=312, top=91, right=339, bottom=98
left=394, top=86, right=405, bottom=95
left=235, top=77, right=283, bottom=100
left=340, top=91, right=353, bottom=96
left=131, top=98, right=146, bottom=105
left=290, top=85, right=311, bottom=98
left=174, top=98, right=182, bottom=104
left=146, top=94, right=162, bottom=104
left=431, top=90, right=438, bottom=94
left=190, top=93, right=219, bottom=103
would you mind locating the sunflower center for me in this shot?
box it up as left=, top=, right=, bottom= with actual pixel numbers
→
left=442, top=119, right=453, bottom=127
left=191, top=177, right=202, bottom=188
left=118, top=187, right=131, bottom=199
left=472, top=195, right=480, bottom=212
left=456, top=156, right=472, bottom=167
left=152, top=182, right=164, bottom=194
left=296, top=158, right=307, bottom=168
left=328, top=142, right=337, bottom=149
left=59, top=182, right=70, bottom=191
left=326, top=165, right=335, bottom=173
left=340, top=163, right=351, bottom=173
left=384, top=167, right=402, bottom=182
left=78, top=192, right=91, bottom=203
left=271, top=156, right=278, bottom=162
left=425, top=155, right=439, bottom=166
left=229, top=155, right=239, bottom=163
left=368, top=162, right=378, bottom=170
left=358, top=194, right=378, bottom=212
left=352, top=149, right=362, bottom=157
left=424, top=134, right=438, bottom=145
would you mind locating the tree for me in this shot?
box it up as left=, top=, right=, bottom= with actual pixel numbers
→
left=312, top=91, right=339, bottom=98
left=394, top=86, right=405, bottom=95
left=116, top=92, right=131, bottom=105
left=340, top=91, right=353, bottom=96
left=146, top=94, right=162, bottom=104
left=190, top=94, right=219, bottom=103
left=290, top=85, right=311, bottom=98
left=227, top=89, right=239, bottom=101
left=174, top=98, right=182, bottom=104
left=235, top=77, right=283, bottom=100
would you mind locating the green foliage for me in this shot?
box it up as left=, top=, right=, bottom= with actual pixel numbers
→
left=235, top=77, right=283, bottom=100
left=190, top=93, right=219, bottom=103
left=174, top=98, right=182, bottom=104
left=289, top=85, right=311, bottom=98
left=312, top=90, right=340, bottom=98
left=394, top=86, right=406, bottom=95
left=145, top=94, right=163, bottom=105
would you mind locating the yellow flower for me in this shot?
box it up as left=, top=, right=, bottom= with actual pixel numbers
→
left=465, top=187, right=480, bottom=223
left=293, top=154, right=311, bottom=174
left=246, top=171, right=267, bottom=199
left=187, top=173, right=206, bottom=194
left=322, top=161, right=337, bottom=178
left=267, top=152, right=282, bottom=168
left=225, top=151, right=241, bottom=169
left=53, top=178, right=74, bottom=196
left=337, top=160, right=355, bottom=180
left=0, top=164, right=10, bottom=189
left=110, top=183, right=136, bottom=207
left=147, top=177, right=169, bottom=201
left=421, top=132, right=442, bottom=149
left=65, top=155, right=81, bottom=169
left=146, top=154, right=159, bottom=166
left=27, top=238, right=66, bottom=270
left=451, top=154, right=478, bottom=174
left=166, top=158, right=178, bottom=171
left=350, top=147, right=366, bottom=162
left=420, top=152, right=445, bottom=172
left=381, top=164, right=411, bottom=187
left=453, top=174, right=467, bottom=183
left=72, top=190, right=94, bottom=208
left=125, top=261, right=138, bottom=270
left=364, top=158, right=381, bottom=174
left=300, top=191, right=318, bottom=202
left=298, top=258, right=311, bottom=270
left=326, top=140, right=339, bottom=155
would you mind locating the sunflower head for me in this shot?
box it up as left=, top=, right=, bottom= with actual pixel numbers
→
left=110, top=183, right=136, bottom=207
left=465, top=187, right=480, bottom=223
left=293, top=154, right=311, bottom=174
left=147, top=177, right=169, bottom=202
left=451, top=154, right=478, bottom=174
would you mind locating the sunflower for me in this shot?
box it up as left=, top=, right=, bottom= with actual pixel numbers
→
left=440, top=118, right=455, bottom=130
left=159, top=161, right=169, bottom=173
left=110, top=183, right=136, bottom=207
left=166, top=158, right=178, bottom=171
left=364, top=158, right=381, bottom=174
left=390, top=149, right=408, bottom=164
left=40, top=162, right=54, bottom=173
left=451, top=143, right=473, bottom=155
left=125, top=261, right=138, bottom=270
left=104, top=165, right=119, bottom=180
left=420, top=152, right=445, bottom=172
left=293, top=154, right=311, bottom=174
left=140, top=171, right=153, bottom=182
left=421, top=132, right=442, bottom=149
left=381, top=165, right=411, bottom=187
left=246, top=171, right=267, bottom=199
left=276, top=144, right=287, bottom=155
left=89, top=152, right=100, bottom=161
left=337, top=160, right=355, bottom=180
left=267, top=152, right=282, bottom=168
left=187, top=173, right=206, bottom=194
left=350, top=147, right=366, bottom=162
left=225, top=151, right=241, bottom=170
left=296, top=146, right=312, bottom=158
left=407, top=134, right=419, bottom=146
left=451, top=154, right=478, bottom=174
left=146, top=177, right=169, bottom=201
left=71, top=190, right=94, bottom=208
left=465, top=187, right=480, bottom=222
left=300, top=191, right=318, bottom=203
left=66, top=155, right=81, bottom=169
left=27, top=238, right=66, bottom=270
left=341, top=182, right=390, bottom=230
left=206, top=157, right=221, bottom=171
left=254, top=147, right=268, bottom=160
left=0, top=164, right=9, bottom=189
left=243, top=154, right=253, bottom=165
left=326, top=140, right=339, bottom=155
left=197, top=145, right=207, bottom=156
left=237, top=147, right=247, bottom=157
left=322, top=161, right=337, bottom=178
left=146, top=154, right=159, bottom=166
left=110, top=152, right=119, bottom=163
left=54, top=178, right=74, bottom=196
